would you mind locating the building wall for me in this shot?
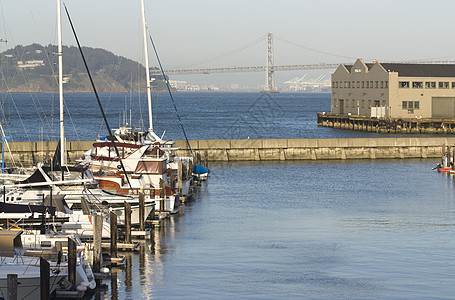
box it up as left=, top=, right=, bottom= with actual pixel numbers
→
left=331, top=59, right=455, bottom=119
left=331, top=60, right=389, bottom=117
left=391, top=75, right=455, bottom=118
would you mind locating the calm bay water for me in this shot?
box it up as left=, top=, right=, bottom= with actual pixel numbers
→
left=103, top=159, right=455, bottom=299
left=1, top=92, right=454, bottom=298
left=0, top=92, right=440, bottom=142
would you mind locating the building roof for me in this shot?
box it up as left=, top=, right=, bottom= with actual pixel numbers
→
left=380, top=63, right=455, bottom=77
left=344, top=65, right=353, bottom=72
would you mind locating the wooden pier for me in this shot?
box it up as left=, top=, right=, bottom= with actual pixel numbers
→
left=316, top=113, right=455, bottom=134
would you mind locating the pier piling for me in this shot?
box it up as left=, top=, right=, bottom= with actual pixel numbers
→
left=40, top=257, right=50, bottom=300
left=139, top=192, right=145, bottom=231
left=110, top=212, right=118, bottom=260
left=93, top=215, right=102, bottom=274
left=124, top=201, right=132, bottom=243
left=68, top=237, right=77, bottom=291
left=7, top=274, right=17, bottom=300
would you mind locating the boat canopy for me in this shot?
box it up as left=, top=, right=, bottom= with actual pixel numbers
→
left=192, top=163, right=210, bottom=175
left=0, top=202, right=56, bottom=216
left=0, top=230, right=23, bottom=256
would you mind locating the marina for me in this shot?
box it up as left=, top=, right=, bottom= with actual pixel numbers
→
left=0, top=86, right=455, bottom=298
left=0, top=93, right=455, bottom=298
left=1, top=0, right=455, bottom=298
left=0, top=0, right=207, bottom=298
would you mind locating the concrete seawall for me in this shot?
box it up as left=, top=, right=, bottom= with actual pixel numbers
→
left=4, top=137, right=454, bottom=166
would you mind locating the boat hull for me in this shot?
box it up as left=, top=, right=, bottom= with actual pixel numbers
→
left=0, top=265, right=66, bottom=300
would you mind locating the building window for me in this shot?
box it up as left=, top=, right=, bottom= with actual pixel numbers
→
left=356, top=81, right=360, bottom=88
left=385, top=81, right=388, bottom=88
left=370, top=81, right=373, bottom=88
left=368, top=100, right=372, bottom=108
left=412, top=82, right=423, bottom=88
left=399, top=81, right=409, bottom=88
left=348, top=81, right=351, bottom=88
left=380, top=81, right=384, bottom=88
left=402, top=101, right=419, bottom=110
left=366, top=81, right=369, bottom=88
left=439, top=82, right=449, bottom=89
left=375, top=81, right=379, bottom=88
left=354, top=68, right=361, bottom=73
left=452, top=82, right=455, bottom=88
left=425, top=81, right=436, bottom=89
left=352, top=99, right=356, bottom=108
left=382, top=100, right=386, bottom=107
left=346, top=100, right=349, bottom=107
left=361, top=100, right=365, bottom=108
left=361, top=81, right=365, bottom=88
left=352, top=81, right=355, bottom=88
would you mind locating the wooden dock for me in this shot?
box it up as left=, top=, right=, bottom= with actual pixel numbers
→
left=316, top=113, right=455, bottom=134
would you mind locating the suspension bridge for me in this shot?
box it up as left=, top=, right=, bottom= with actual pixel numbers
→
left=150, top=33, right=341, bottom=92
left=150, top=33, right=455, bottom=92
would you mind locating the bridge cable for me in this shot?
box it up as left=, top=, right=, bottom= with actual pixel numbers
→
left=186, top=34, right=266, bottom=67
left=62, top=2, right=133, bottom=190
left=274, top=36, right=358, bottom=60
left=148, top=32, right=194, bottom=157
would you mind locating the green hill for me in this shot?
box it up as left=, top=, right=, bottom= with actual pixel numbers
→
left=0, top=44, right=168, bottom=93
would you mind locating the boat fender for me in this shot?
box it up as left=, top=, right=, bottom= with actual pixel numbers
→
left=101, top=267, right=110, bottom=274
left=77, top=284, right=88, bottom=292
left=59, top=277, right=72, bottom=290
left=89, top=280, right=96, bottom=290
left=80, top=281, right=90, bottom=287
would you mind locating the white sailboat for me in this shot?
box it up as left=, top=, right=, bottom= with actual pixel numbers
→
left=0, top=0, right=156, bottom=224
left=81, top=0, right=195, bottom=212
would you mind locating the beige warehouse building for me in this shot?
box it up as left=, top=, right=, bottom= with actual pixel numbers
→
left=331, top=58, right=455, bottom=119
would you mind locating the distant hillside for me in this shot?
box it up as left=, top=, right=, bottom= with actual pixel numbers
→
left=0, top=44, right=168, bottom=93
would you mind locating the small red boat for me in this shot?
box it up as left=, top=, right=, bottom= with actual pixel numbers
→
left=434, top=145, right=454, bottom=173
left=437, top=167, right=452, bottom=173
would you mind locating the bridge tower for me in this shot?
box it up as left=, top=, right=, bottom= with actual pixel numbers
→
left=262, top=33, right=278, bottom=93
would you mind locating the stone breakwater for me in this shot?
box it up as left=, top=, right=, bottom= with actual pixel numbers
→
left=5, top=137, right=455, bottom=166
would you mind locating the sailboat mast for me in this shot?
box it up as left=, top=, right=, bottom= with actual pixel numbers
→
left=57, top=0, right=66, bottom=166
left=140, top=0, right=153, bottom=133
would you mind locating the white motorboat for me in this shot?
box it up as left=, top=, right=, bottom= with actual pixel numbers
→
left=20, top=230, right=97, bottom=290
left=0, top=230, right=67, bottom=299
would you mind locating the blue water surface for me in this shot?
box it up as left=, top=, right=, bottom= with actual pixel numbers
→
left=0, top=91, right=428, bottom=142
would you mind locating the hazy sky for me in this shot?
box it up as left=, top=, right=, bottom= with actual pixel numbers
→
left=2, top=0, right=455, bottom=88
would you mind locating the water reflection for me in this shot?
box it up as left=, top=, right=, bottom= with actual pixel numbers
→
left=124, top=254, right=132, bottom=293
left=110, top=269, right=118, bottom=300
